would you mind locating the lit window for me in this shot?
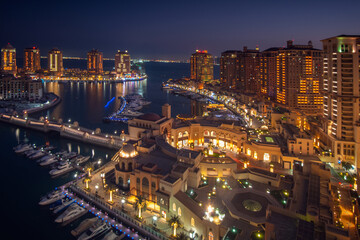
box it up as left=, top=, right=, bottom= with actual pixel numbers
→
left=209, top=232, right=214, bottom=240
left=173, top=203, right=176, bottom=212
left=178, top=207, right=182, bottom=216
left=264, top=153, right=270, bottom=161
left=191, top=217, right=195, bottom=227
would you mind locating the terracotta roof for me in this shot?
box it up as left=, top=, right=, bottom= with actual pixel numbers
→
left=138, top=113, right=162, bottom=121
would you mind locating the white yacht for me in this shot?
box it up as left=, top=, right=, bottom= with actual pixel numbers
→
left=39, top=189, right=65, bottom=205
left=25, top=149, right=37, bottom=157
left=55, top=204, right=86, bottom=223
left=53, top=198, right=75, bottom=214
left=29, top=151, right=46, bottom=160
left=78, top=221, right=111, bottom=240
left=74, top=155, right=90, bottom=165
left=122, top=109, right=143, bottom=117
left=37, top=154, right=54, bottom=163
left=40, top=156, right=58, bottom=166
left=14, top=144, right=32, bottom=153
left=49, top=161, right=74, bottom=176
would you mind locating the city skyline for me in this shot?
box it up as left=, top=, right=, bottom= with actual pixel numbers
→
left=1, top=0, right=360, bottom=60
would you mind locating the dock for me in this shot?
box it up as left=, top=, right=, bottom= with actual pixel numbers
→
left=0, top=114, right=123, bottom=150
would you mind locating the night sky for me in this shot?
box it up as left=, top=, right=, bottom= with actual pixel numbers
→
left=1, top=0, right=359, bottom=60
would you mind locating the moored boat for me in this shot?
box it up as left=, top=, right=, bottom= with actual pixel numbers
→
left=55, top=203, right=86, bottom=223
left=39, top=189, right=65, bottom=205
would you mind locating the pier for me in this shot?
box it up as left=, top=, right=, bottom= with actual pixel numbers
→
left=0, top=114, right=123, bottom=150
left=67, top=185, right=166, bottom=240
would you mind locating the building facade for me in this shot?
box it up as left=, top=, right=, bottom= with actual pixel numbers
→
left=260, top=41, right=323, bottom=114
left=321, top=35, right=360, bottom=166
left=24, top=47, right=41, bottom=73
left=190, top=50, right=213, bottom=82
left=48, top=48, right=63, bottom=76
left=0, top=75, right=43, bottom=100
left=87, top=49, right=103, bottom=75
left=1, top=43, right=17, bottom=74
left=220, top=47, right=260, bottom=93
left=220, top=50, right=241, bottom=89
left=115, top=50, right=131, bottom=77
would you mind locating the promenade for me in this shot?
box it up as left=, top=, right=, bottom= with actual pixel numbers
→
left=0, top=114, right=123, bottom=150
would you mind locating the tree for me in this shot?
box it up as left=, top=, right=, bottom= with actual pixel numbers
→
left=133, top=195, right=147, bottom=219
left=84, top=162, right=94, bottom=177
left=176, top=232, right=188, bottom=240
left=83, top=176, right=91, bottom=190
left=107, top=184, right=117, bottom=203
left=168, top=215, right=182, bottom=237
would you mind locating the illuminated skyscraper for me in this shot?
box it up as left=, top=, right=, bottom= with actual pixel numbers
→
left=220, top=47, right=260, bottom=93
left=220, top=50, right=242, bottom=89
left=48, top=48, right=63, bottom=76
left=190, top=50, right=213, bottom=82
left=24, top=47, right=41, bottom=72
left=1, top=43, right=17, bottom=74
left=321, top=35, right=360, bottom=165
left=260, top=40, right=323, bottom=114
left=87, top=49, right=103, bottom=75
left=115, top=50, right=131, bottom=76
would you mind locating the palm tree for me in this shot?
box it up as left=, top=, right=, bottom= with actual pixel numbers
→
left=84, top=162, right=94, bottom=177
left=133, top=195, right=147, bottom=219
left=107, top=184, right=117, bottom=203
left=176, top=232, right=188, bottom=240
left=83, top=176, right=91, bottom=190
left=168, top=215, right=182, bottom=237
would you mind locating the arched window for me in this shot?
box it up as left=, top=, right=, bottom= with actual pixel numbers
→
left=204, top=130, right=210, bottom=136
left=254, top=151, right=258, bottom=159
left=178, top=207, right=182, bottom=216
left=118, top=177, right=124, bottom=186
left=178, top=132, right=182, bottom=138
left=136, top=178, right=140, bottom=184
left=264, top=153, right=270, bottom=161
left=211, top=131, right=216, bottom=137
left=172, top=203, right=176, bottom=212
left=191, top=217, right=195, bottom=227
left=183, top=131, right=189, bottom=137
left=142, top=177, right=149, bottom=187
left=128, top=162, right=133, bottom=171
left=121, top=162, right=125, bottom=170
left=247, top=148, right=251, bottom=156
left=151, top=181, right=156, bottom=188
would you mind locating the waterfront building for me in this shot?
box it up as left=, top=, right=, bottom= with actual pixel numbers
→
left=24, top=47, right=41, bottom=73
left=1, top=43, right=17, bottom=74
left=220, top=47, right=260, bottom=93
left=260, top=40, right=323, bottom=115
left=190, top=50, right=213, bottom=82
left=321, top=35, right=360, bottom=166
left=0, top=74, right=43, bottom=100
left=87, top=49, right=103, bottom=75
left=115, top=50, right=131, bottom=77
left=48, top=48, right=63, bottom=76
left=220, top=50, right=241, bottom=89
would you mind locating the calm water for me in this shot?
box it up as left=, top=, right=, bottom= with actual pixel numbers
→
left=1, top=62, right=219, bottom=239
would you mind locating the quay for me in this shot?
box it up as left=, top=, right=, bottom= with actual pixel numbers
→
left=67, top=185, right=165, bottom=240
left=43, top=75, right=147, bottom=83
left=0, top=114, right=123, bottom=150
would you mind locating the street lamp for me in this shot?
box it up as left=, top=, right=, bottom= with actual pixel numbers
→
left=121, top=198, right=125, bottom=211
left=152, top=215, right=158, bottom=227
left=95, top=185, right=99, bottom=194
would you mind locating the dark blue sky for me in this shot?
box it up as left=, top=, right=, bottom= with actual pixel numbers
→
left=1, top=0, right=359, bottom=60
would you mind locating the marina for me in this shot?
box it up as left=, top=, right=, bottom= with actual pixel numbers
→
left=103, top=94, right=151, bottom=123
left=0, top=62, right=213, bottom=239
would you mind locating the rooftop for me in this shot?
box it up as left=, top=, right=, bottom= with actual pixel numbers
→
left=137, top=113, right=162, bottom=122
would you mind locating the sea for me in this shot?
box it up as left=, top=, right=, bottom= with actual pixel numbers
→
left=1, top=59, right=219, bottom=239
